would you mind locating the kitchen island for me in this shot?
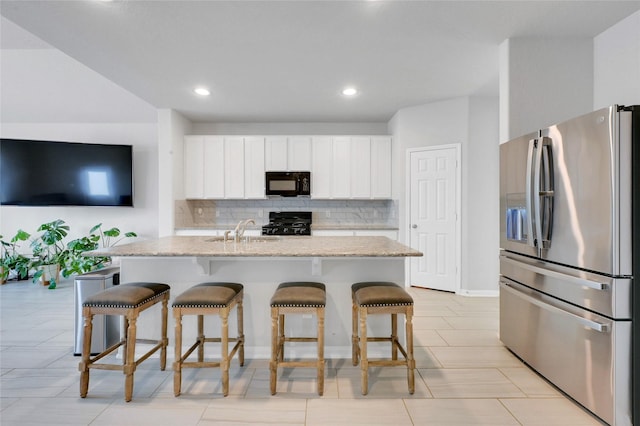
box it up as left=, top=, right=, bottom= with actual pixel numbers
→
left=89, top=236, right=422, bottom=359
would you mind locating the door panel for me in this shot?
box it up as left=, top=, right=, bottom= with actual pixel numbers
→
left=540, top=106, right=625, bottom=275
left=409, top=147, right=458, bottom=291
left=500, top=279, right=631, bottom=426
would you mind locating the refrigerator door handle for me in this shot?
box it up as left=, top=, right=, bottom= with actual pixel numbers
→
left=525, top=138, right=537, bottom=248
left=500, top=281, right=610, bottom=332
left=532, top=138, right=544, bottom=250
left=539, top=137, right=554, bottom=249
left=502, top=257, right=608, bottom=290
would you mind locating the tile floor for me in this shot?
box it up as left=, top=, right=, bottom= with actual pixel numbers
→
left=0, top=278, right=604, bottom=425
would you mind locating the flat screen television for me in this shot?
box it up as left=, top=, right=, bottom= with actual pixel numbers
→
left=0, top=138, right=133, bottom=207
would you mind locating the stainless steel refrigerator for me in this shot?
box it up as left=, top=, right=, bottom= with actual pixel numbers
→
left=499, top=105, right=639, bottom=426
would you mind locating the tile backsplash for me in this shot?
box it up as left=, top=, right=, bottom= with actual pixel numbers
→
left=175, top=199, right=398, bottom=229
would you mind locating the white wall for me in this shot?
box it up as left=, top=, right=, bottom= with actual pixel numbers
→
left=499, top=38, right=593, bottom=141
left=157, top=109, right=192, bottom=237
left=0, top=123, right=159, bottom=244
left=594, top=10, right=640, bottom=108
left=388, top=96, right=500, bottom=294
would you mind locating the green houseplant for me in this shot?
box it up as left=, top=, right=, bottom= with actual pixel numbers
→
left=30, top=219, right=70, bottom=289
left=63, top=223, right=137, bottom=277
left=0, top=230, right=31, bottom=283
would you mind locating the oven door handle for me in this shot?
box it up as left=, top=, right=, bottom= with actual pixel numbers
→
left=502, top=257, right=608, bottom=290
left=501, top=282, right=610, bottom=333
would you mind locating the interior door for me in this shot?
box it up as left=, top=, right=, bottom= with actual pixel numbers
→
left=409, top=146, right=459, bottom=292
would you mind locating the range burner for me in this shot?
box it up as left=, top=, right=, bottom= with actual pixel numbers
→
left=262, top=211, right=312, bottom=236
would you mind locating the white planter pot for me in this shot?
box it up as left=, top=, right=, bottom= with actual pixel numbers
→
left=40, top=264, right=60, bottom=286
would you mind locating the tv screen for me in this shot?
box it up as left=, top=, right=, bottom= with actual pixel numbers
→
left=0, top=138, right=133, bottom=207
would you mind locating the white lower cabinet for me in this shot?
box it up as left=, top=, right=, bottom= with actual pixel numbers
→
left=312, top=229, right=398, bottom=240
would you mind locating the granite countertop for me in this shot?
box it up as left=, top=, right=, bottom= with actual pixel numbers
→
left=87, top=236, right=422, bottom=258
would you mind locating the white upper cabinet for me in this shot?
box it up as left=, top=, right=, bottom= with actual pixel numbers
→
left=203, top=136, right=225, bottom=198
left=350, top=136, right=372, bottom=198
left=311, top=136, right=392, bottom=199
left=264, top=137, right=288, bottom=171
left=287, top=136, right=312, bottom=170
left=265, top=136, right=311, bottom=171
left=184, top=136, right=265, bottom=199
left=184, top=136, right=205, bottom=199
left=371, top=136, right=392, bottom=198
left=311, top=136, right=333, bottom=199
left=244, top=136, right=266, bottom=199
left=185, top=134, right=390, bottom=200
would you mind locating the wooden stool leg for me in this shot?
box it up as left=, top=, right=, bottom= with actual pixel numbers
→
left=352, top=298, right=359, bottom=366
left=278, top=313, right=285, bottom=362
left=124, top=314, right=138, bottom=402
left=79, top=308, right=93, bottom=398
left=237, top=298, right=245, bottom=366
left=197, top=314, right=205, bottom=362
left=270, top=307, right=278, bottom=395
left=391, top=313, right=398, bottom=361
left=221, top=308, right=230, bottom=396
left=359, top=307, right=369, bottom=395
left=406, top=307, right=415, bottom=394
left=122, top=317, right=129, bottom=366
left=173, top=309, right=183, bottom=397
left=160, top=297, right=168, bottom=371
left=317, top=307, right=325, bottom=396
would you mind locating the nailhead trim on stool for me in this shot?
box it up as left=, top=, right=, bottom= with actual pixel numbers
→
left=172, top=282, right=245, bottom=397
left=352, top=281, right=415, bottom=395
left=79, top=282, right=170, bottom=402
left=270, top=282, right=326, bottom=396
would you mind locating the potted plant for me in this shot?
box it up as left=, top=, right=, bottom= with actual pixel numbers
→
left=30, top=219, right=70, bottom=289
left=1, top=230, right=31, bottom=283
left=63, top=223, right=137, bottom=277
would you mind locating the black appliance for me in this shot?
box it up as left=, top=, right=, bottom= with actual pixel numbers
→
left=262, top=211, right=312, bottom=236
left=265, top=171, right=310, bottom=197
left=0, top=138, right=133, bottom=207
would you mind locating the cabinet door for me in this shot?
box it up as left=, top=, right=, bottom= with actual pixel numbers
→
left=332, top=137, right=351, bottom=198
left=371, top=136, right=392, bottom=198
left=224, top=137, right=245, bottom=198
left=265, top=137, right=287, bottom=171
left=311, top=137, right=333, bottom=198
left=350, top=136, right=371, bottom=198
left=288, top=136, right=312, bottom=171
left=244, top=137, right=265, bottom=199
left=184, top=136, right=204, bottom=199
left=354, top=230, right=398, bottom=240
left=203, top=136, right=225, bottom=198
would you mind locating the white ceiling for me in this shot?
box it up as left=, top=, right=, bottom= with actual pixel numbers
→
left=1, top=1, right=639, bottom=124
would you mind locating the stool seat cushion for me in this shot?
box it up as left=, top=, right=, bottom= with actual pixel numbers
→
left=83, top=282, right=170, bottom=309
left=270, top=282, right=326, bottom=307
left=352, top=282, right=413, bottom=307
left=172, top=282, right=243, bottom=308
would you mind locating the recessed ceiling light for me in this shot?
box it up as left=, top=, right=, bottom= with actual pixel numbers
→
left=194, top=87, right=210, bottom=96
left=342, top=87, right=358, bottom=96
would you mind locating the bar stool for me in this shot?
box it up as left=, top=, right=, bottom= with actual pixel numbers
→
left=172, top=282, right=244, bottom=397
left=79, top=282, right=170, bottom=402
left=270, top=281, right=326, bottom=396
left=351, top=281, right=415, bottom=395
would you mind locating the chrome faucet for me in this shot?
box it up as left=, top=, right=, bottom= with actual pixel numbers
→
left=232, top=219, right=256, bottom=242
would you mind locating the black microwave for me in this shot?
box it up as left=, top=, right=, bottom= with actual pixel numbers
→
left=265, top=171, right=311, bottom=197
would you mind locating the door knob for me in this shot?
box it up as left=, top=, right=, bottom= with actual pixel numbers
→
left=412, top=224, right=417, bottom=229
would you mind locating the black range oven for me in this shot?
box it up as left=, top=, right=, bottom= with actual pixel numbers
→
left=262, top=211, right=312, bottom=236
